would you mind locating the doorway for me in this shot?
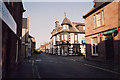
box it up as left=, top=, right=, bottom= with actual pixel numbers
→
left=105, top=35, right=114, bottom=61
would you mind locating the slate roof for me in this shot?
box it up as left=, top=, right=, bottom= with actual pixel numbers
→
left=61, top=17, right=72, bottom=27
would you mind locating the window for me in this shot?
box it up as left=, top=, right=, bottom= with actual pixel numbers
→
left=63, top=25, right=69, bottom=30
left=57, top=35, right=60, bottom=41
left=83, top=26, right=85, bottom=30
left=64, top=34, right=67, bottom=41
left=102, top=10, right=104, bottom=25
left=91, top=37, right=98, bottom=56
left=8, top=0, right=10, bottom=4
left=94, top=15, right=96, bottom=28
left=94, top=10, right=104, bottom=28
left=96, top=12, right=101, bottom=27
left=70, top=33, right=74, bottom=44
left=63, top=25, right=66, bottom=30
left=61, top=35, right=64, bottom=40
left=75, top=35, right=77, bottom=41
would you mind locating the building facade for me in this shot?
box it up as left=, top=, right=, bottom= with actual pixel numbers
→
left=1, top=1, right=25, bottom=78
left=28, top=35, right=36, bottom=56
left=83, top=0, right=120, bottom=65
left=40, top=45, right=46, bottom=52
left=22, top=17, right=29, bottom=58
left=50, top=16, right=85, bottom=56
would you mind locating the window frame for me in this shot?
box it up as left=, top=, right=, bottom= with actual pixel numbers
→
left=96, top=12, right=101, bottom=27
left=91, top=37, right=98, bottom=56
left=94, top=10, right=104, bottom=28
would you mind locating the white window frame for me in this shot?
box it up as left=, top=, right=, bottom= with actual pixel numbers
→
left=63, top=25, right=66, bottom=30
left=64, top=34, right=67, bottom=41
left=96, top=12, right=101, bottom=27
left=57, top=35, right=60, bottom=41
left=83, top=26, right=85, bottom=30
left=94, top=15, right=96, bottom=28
left=70, top=33, right=74, bottom=44
left=102, top=10, right=104, bottom=25
left=61, top=35, right=64, bottom=40
left=63, top=25, right=69, bottom=30
left=75, top=35, right=77, bottom=41
left=91, top=38, right=98, bottom=56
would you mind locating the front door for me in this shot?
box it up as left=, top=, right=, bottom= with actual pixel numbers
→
left=105, top=35, right=114, bottom=61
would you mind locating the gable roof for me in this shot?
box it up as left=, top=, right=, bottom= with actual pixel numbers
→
left=83, top=2, right=111, bottom=18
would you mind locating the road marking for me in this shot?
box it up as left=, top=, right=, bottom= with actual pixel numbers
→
left=35, top=65, right=41, bottom=79
left=35, top=59, right=42, bottom=62
left=32, top=59, right=35, bottom=78
left=32, top=60, right=34, bottom=66
left=31, top=59, right=41, bottom=79
left=84, top=64, right=120, bottom=75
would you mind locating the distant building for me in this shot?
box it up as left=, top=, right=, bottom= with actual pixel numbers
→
left=1, top=1, right=25, bottom=78
left=50, top=14, right=85, bottom=56
left=40, top=45, right=46, bottom=52
left=83, top=0, right=120, bottom=65
left=28, top=35, right=36, bottom=56
left=22, top=17, right=29, bottom=58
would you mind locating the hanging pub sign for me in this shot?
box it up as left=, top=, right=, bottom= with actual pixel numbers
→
left=0, top=0, right=17, bottom=34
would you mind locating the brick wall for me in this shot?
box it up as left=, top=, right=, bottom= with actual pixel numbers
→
left=85, top=2, right=119, bottom=62
left=85, top=2, right=119, bottom=37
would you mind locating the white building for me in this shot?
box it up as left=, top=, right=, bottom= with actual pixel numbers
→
left=50, top=16, right=85, bottom=56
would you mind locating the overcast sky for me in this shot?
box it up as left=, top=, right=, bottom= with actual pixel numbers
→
left=23, top=2, right=93, bottom=49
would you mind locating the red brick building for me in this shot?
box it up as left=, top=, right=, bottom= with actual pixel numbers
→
left=1, top=1, right=25, bottom=78
left=83, top=1, right=120, bottom=65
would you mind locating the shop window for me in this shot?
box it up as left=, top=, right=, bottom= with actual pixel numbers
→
left=91, top=37, right=98, bottom=56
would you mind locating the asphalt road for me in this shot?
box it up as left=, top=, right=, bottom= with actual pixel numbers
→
left=31, top=53, right=120, bottom=79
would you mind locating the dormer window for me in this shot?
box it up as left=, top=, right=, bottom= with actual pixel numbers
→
left=63, top=25, right=69, bottom=30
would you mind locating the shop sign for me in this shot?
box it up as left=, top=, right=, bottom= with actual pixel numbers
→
left=82, top=40, right=85, bottom=45
left=98, top=27, right=119, bottom=36
left=0, top=0, right=17, bottom=34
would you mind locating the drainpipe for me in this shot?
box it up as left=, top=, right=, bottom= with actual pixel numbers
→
left=0, top=17, right=2, bottom=80
left=16, top=40, right=18, bottom=63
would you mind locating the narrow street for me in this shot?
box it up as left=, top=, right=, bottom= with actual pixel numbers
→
left=8, top=53, right=120, bottom=79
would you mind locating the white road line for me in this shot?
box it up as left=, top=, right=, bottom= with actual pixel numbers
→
left=32, top=61, right=35, bottom=78
left=35, top=65, right=41, bottom=79
left=84, top=64, right=120, bottom=75
left=35, top=59, right=42, bottom=62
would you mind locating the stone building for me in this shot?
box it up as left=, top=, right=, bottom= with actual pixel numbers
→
left=50, top=15, right=85, bottom=56
left=1, top=1, right=25, bottom=78
left=83, top=0, right=120, bottom=66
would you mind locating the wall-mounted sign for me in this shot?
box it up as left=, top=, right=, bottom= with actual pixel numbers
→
left=82, top=40, right=85, bottom=45
left=0, top=0, right=17, bottom=34
left=98, top=27, right=119, bottom=36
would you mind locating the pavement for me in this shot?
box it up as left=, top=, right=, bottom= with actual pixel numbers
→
left=3, top=53, right=120, bottom=80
